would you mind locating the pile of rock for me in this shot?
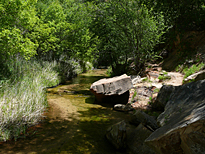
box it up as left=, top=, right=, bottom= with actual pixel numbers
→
left=105, top=111, right=158, bottom=153
left=146, top=79, right=205, bottom=154
left=106, top=79, right=205, bottom=153
left=90, top=73, right=205, bottom=153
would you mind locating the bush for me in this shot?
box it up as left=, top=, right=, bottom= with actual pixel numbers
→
left=56, top=59, right=82, bottom=83
left=183, top=62, right=204, bottom=79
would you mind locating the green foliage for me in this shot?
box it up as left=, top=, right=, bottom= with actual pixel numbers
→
left=85, top=62, right=93, bottom=71
left=158, top=71, right=171, bottom=81
left=183, top=62, right=204, bottom=79
left=153, top=88, right=160, bottom=93
left=2, top=0, right=203, bottom=142
left=148, top=96, right=153, bottom=106
left=144, top=0, right=205, bottom=31
left=0, top=0, right=97, bottom=142
left=0, top=0, right=38, bottom=60
left=0, top=0, right=98, bottom=76
left=131, top=90, right=137, bottom=103
left=106, top=66, right=114, bottom=77
left=91, top=0, right=166, bottom=75
left=158, top=75, right=170, bottom=81
left=0, top=28, right=37, bottom=59
left=142, top=77, right=148, bottom=82
left=175, top=65, right=182, bottom=72
left=56, top=59, right=82, bottom=83
left=142, top=0, right=205, bottom=60
left=34, top=0, right=98, bottom=68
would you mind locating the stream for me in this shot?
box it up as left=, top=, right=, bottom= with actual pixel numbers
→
left=0, top=69, right=130, bottom=154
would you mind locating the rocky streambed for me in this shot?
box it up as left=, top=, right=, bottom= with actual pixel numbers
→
left=102, top=65, right=205, bottom=154
left=1, top=67, right=205, bottom=154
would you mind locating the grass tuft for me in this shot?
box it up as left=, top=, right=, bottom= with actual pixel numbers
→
left=0, top=59, right=60, bottom=141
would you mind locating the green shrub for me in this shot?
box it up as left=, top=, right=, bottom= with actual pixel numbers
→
left=183, top=62, right=204, bottom=79
left=175, top=64, right=182, bottom=72
left=56, top=59, right=82, bottom=83
left=148, top=96, right=153, bottom=105
left=142, top=77, right=148, bottom=82
left=131, top=90, right=137, bottom=103
left=158, top=71, right=171, bottom=81
left=158, top=75, right=171, bottom=81
left=153, top=88, right=160, bottom=93
left=106, top=66, right=114, bottom=77
left=85, top=62, right=93, bottom=72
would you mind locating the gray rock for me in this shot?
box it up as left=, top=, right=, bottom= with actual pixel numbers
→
left=114, top=104, right=133, bottom=112
left=145, top=80, right=205, bottom=154
left=130, top=75, right=140, bottom=80
left=152, top=83, right=163, bottom=89
left=152, top=85, right=179, bottom=111
left=131, top=75, right=142, bottom=84
left=195, top=70, right=205, bottom=81
left=105, top=120, right=127, bottom=150
left=129, top=110, right=159, bottom=131
left=90, top=74, right=132, bottom=95
left=127, top=123, right=156, bottom=154
left=90, top=74, right=132, bottom=104
left=183, top=70, right=205, bottom=84
left=135, top=86, right=153, bottom=97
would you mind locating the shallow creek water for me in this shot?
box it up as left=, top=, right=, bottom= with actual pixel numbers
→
left=0, top=69, right=130, bottom=154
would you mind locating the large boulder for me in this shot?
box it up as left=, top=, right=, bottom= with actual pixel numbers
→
left=145, top=80, right=205, bottom=154
left=126, top=123, right=156, bottom=154
left=129, top=110, right=159, bottom=131
left=152, top=85, right=179, bottom=111
left=90, top=74, right=133, bottom=104
left=106, top=121, right=156, bottom=153
left=105, top=120, right=127, bottom=150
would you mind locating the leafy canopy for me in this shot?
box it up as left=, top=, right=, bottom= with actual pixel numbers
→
left=91, top=0, right=166, bottom=75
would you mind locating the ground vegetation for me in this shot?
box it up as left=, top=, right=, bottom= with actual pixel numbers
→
left=0, top=0, right=204, bottom=141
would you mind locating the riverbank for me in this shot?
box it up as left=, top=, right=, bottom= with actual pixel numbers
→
left=0, top=60, right=60, bottom=142
left=0, top=69, right=130, bottom=154
left=128, top=63, right=184, bottom=111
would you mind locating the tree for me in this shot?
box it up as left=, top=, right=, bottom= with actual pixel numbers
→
left=0, top=0, right=39, bottom=77
left=91, top=0, right=166, bottom=75
left=143, top=0, right=205, bottom=31
left=33, top=0, right=98, bottom=73
left=0, top=0, right=38, bottom=59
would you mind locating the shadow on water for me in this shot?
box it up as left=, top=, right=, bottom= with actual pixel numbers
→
left=0, top=69, right=129, bottom=154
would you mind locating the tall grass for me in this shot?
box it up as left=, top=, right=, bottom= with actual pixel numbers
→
left=0, top=58, right=60, bottom=141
